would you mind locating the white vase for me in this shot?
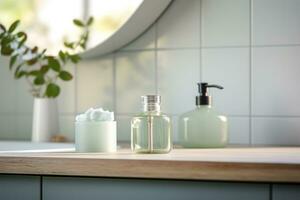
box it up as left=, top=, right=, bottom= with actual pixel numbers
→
left=32, top=98, right=59, bottom=142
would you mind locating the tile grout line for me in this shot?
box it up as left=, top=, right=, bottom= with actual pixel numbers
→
left=114, top=113, right=300, bottom=118
left=154, top=22, right=159, bottom=95
left=112, top=52, right=117, bottom=115
left=199, top=0, right=203, bottom=82
left=249, top=0, right=253, bottom=145
left=82, top=0, right=89, bottom=20
left=5, top=112, right=300, bottom=118
left=117, top=43, right=300, bottom=53
left=74, top=64, right=78, bottom=115
left=76, top=0, right=88, bottom=113
left=13, top=71, right=17, bottom=137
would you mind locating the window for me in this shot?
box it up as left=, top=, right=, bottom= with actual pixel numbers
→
left=0, top=0, right=143, bottom=55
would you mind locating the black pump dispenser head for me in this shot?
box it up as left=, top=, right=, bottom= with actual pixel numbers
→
left=196, top=82, right=223, bottom=106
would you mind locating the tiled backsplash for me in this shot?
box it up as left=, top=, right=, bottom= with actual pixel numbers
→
left=1, top=0, right=300, bottom=145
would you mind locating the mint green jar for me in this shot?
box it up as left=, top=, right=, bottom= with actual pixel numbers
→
left=131, top=95, right=172, bottom=153
left=179, top=83, right=228, bottom=148
left=179, top=105, right=228, bottom=148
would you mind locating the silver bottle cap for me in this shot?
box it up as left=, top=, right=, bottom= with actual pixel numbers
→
left=141, top=95, right=161, bottom=112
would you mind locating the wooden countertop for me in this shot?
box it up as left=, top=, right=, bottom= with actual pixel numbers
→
left=0, top=147, right=300, bottom=183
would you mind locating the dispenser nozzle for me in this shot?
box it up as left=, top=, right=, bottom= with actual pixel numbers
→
left=196, top=82, right=224, bottom=106
left=198, top=83, right=223, bottom=95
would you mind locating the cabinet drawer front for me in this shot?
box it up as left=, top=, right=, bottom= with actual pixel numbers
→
left=43, top=177, right=269, bottom=200
left=273, top=184, right=300, bottom=200
left=0, top=175, right=40, bottom=200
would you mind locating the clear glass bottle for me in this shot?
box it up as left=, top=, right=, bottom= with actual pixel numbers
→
left=131, top=95, right=172, bottom=153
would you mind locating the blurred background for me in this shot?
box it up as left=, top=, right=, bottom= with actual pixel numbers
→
left=0, top=0, right=300, bottom=146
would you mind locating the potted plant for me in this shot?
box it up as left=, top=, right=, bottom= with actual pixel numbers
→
left=0, top=17, right=93, bottom=142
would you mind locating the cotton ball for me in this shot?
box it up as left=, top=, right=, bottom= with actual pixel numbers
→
left=85, top=108, right=94, bottom=114
left=108, top=112, right=114, bottom=121
left=76, top=114, right=87, bottom=122
left=90, top=110, right=102, bottom=121
left=103, top=111, right=112, bottom=121
left=97, top=108, right=104, bottom=112
left=85, top=108, right=94, bottom=120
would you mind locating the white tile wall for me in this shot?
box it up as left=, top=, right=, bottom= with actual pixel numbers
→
left=157, top=49, right=200, bottom=115
left=57, top=64, right=76, bottom=114
left=202, top=48, right=250, bottom=115
left=157, top=0, right=201, bottom=48
left=116, top=115, right=132, bottom=142
left=16, top=79, right=34, bottom=114
left=59, top=115, right=75, bottom=141
left=201, top=0, right=250, bottom=47
left=116, top=51, right=155, bottom=114
left=0, top=57, right=16, bottom=113
left=16, top=115, right=32, bottom=140
left=77, top=56, right=114, bottom=113
left=0, top=115, right=16, bottom=140
left=252, top=46, right=300, bottom=116
left=122, top=24, right=156, bottom=50
left=228, top=117, right=250, bottom=144
left=252, top=117, right=300, bottom=145
left=253, top=0, right=300, bottom=45
left=1, top=0, right=300, bottom=145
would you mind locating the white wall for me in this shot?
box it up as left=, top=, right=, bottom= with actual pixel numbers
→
left=1, top=0, right=300, bottom=145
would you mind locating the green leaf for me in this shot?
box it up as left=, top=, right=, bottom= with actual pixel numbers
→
left=24, top=48, right=29, bottom=54
left=18, top=32, right=27, bottom=48
left=64, top=42, right=74, bottom=49
left=28, top=70, right=40, bottom=76
left=14, top=64, right=23, bottom=79
left=0, top=24, right=6, bottom=32
left=83, top=32, right=89, bottom=41
left=40, top=65, right=49, bottom=74
left=34, top=75, right=45, bottom=85
left=79, top=42, right=86, bottom=49
left=15, top=70, right=27, bottom=79
left=59, top=70, right=73, bottom=81
left=26, top=57, right=38, bottom=65
left=47, top=57, right=61, bottom=72
left=87, top=17, right=94, bottom=26
left=17, top=31, right=27, bottom=42
left=59, top=50, right=66, bottom=62
left=31, top=46, right=38, bottom=53
left=41, top=49, right=47, bottom=55
left=17, top=31, right=26, bottom=38
left=69, top=54, right=81, bottom=63
left=17, top=32, right=27, bottom=48
left=1, top=35, right=13, bottom=46
left=73, top=19, right=84, bottom=27
left=46, top=83, right=60, bottom=98
left=8, top=20, right=20, bottom=33
left=9, top=55, right=18, bottom=70
left=1, top=45, right=14, bottom=55
left=0, top=32, right=4, bottom=39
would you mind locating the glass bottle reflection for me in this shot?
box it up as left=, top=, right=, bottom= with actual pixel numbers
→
left=131, top=95, right=172, bottom=153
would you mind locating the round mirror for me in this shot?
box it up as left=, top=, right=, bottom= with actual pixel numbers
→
left=0, top=0, right=172, bottom=57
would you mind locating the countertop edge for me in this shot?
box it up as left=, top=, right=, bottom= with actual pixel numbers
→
left=1, top=156, right=300, bottom=183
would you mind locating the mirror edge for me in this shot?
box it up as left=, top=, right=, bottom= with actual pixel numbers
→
left=81, top=0, right=172, bottom=59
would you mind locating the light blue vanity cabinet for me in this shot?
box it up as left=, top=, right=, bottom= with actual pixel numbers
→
left=2, top=175, right=300, bottom=200
left=0, top=175, right=40, bottom=200
left=43, top=176, right=269, bottom=200
left=273, top=184, right=300, bottom=200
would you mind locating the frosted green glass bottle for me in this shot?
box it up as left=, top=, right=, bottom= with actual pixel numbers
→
left=179, top=83, right=228, bottom=148
left=131, top=95, right=172, bottom=153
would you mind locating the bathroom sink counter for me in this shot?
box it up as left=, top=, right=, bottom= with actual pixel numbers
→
left=0, top=147, right=300, bottom=183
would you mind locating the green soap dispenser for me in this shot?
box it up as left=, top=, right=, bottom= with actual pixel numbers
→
left=178, top=82, right=228, bottom=148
